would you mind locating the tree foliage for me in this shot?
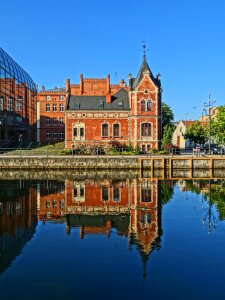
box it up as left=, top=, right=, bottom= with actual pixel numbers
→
left=211, top=105, right=225, bottom=144
left=162, top=102, right=174, bottom=130
left=184, top=121, right=207, bottom=145
left=162, top=123, right=176, bottom=147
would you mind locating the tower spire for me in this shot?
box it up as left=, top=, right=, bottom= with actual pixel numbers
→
left=142, top=40, right=148, bottom=61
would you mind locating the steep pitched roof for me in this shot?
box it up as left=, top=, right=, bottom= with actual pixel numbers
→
left=67, top=88, right=129, bottom=111
left=132, top=56, right=160, bottom=89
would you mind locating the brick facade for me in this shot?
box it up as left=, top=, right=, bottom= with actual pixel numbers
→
left=37, top=56, right=162, bottom=150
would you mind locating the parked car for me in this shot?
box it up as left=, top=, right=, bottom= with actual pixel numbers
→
left=204, top=144, right=225, bottom=155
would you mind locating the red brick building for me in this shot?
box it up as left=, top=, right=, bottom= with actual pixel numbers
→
left=37, top=54, right=162, bottom=151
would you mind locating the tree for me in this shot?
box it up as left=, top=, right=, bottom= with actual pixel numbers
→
left=162, top=102, right=174, bottom=130
left=162, top=123, right=176, bottom=147
left=184, top=121, right=207, bottom=145
left=211, top=105, right=225, bottom=144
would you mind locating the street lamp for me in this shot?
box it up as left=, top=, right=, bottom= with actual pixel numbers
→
left=202, top=94, right=216, bottom=155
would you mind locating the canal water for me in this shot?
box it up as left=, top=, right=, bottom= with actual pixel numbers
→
left=0, top=172, right=225, bottom=300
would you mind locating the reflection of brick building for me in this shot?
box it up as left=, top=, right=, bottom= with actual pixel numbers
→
left=37, top=181, right=65, bottom=221
left=0, top=181, right=37, bottom=273
left=0, top=48, right=37, bottom=144
left=64, top=178, right=162, bottom=272
left=37, top=53, right=162, bottom=151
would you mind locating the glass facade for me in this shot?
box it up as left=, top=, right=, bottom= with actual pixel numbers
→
left=0, top=47, right=37, bottom=145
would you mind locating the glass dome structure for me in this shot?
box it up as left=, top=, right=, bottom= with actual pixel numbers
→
left=0, top=47, right=37, bottom=145
left=0, top=47, right=36, bottom=92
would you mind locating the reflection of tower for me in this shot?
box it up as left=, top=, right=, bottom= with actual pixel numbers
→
left=129, top=178, right=162, bottom=277
left=0, top=181, right=37, bottom=274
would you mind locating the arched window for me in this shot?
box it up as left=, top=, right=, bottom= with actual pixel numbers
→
left=141, top=100, right=146, bottom=111
left=147, top=100, right=152, bottom=111
left=113, top=123, right=120, bottom=137
left=141, top=123, right=151, bottom=136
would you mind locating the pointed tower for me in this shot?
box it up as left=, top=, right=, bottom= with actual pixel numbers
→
left=128, top=47, right=162, bottom=150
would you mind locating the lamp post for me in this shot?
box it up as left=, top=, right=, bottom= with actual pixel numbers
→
left=202, top=94, right=216, bottom=155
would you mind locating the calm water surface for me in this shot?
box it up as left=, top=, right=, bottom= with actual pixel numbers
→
left=0, top=173, right=225, bottom=300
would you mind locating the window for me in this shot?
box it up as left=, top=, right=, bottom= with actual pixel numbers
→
left=73, top=183, right=85, bottom=202
left=73, top=123, right=85, bottom=140
left=59, top=95, right=64, bottom=100
left=102, top=124, right=108, bottom=137
left=59, top=131, right=64, bottom=139
left=0, top=96, right=4, bottom=111
left=46, top=201, right=50, bottom=208
left=8, top=97, right=13, bottom=111
left=60, top=200, right=64, bottom=208
left=0, top=202, right=3, bottom=214
left=53, top=200, right=57, bottom=208
left=53, top=104, right=57, bottom=111
left=113, top=188, right=120, bottom=202
left=102, top=187, right=109, bottom=201
left=113, top=123, right=120, bottom=137
left=98, top=100, right=104, bottom=109
left=46, top=95, right=50, bottom=100
left=46, top=104, right=50, bottom=111
left=80, top=128, right=84, bottom=137
left=59, top=117, right=64, bottom=125
left=16, top=97, right=22, bottom=111
left=141, top=123, right=151, bottom=137
left=141, top=182, right=151, bottom=202
left=60, top=104, right=64, bottom=111
left=141, top=100, right=146, bottom=111
left=118, top=101, right=123, bottom=109
left=46, top=131, right=51, bottom=139
left=147, top=100, right=152, bottom=111
left=46, top=117, right=51, bottom=125
left=7, top=202, right=13, bottom=215
left=53, top=131, right=57, bottom=139
left=52, top=117, right=57, bottom=125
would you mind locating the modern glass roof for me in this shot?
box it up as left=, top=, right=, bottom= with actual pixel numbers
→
left=0, top=47, right=37, bottom=92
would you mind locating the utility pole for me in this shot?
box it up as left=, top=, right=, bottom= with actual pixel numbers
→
left=202, top=94, right=216, bottom=155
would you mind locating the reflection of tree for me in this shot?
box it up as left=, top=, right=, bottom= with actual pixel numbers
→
left=159, top=180, right=175, bottom=205
left=204, top=182, right=225, bottom=221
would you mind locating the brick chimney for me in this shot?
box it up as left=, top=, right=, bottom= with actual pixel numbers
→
left=42, top=86, right=45, bottom=91
left=105, top=93, right=111, bottom=103
left=35, top=84, right=39, bottom=91
left=80, top=74, right=84, bottom=94
left=119, top=79, right=125, bottom=87
left=106, top=74, right=110, bottom=93
left=66, top=79, right=70, bottom=93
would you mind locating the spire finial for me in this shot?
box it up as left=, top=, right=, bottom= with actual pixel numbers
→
left=142, top=40, right=149, bottom=60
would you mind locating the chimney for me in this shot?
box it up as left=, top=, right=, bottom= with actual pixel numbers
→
left=106, top=74, right=110, bottom=93
left=66, top=79, right=70, bottom=93
left=42, top=86, right=45, bottom=91
left=80, top=74, right=84, bottom=94
left=35, top=84, right=39, bottom=91
left=119, top=79, right=125, bottom=87
left=106, top=93, right=111, bottom=103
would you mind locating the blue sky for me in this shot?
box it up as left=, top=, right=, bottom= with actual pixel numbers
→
left=1, top=0, right=225, bottom=120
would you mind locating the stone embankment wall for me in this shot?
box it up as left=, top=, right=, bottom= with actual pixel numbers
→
left=0, top=157, right=140, bottom=170
left=1, top=156, right=225, bottom=170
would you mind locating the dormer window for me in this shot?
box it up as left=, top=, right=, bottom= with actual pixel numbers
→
left=118, top=101, right=123, bottom=109
left=98, top=100, right=104, bottom=109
